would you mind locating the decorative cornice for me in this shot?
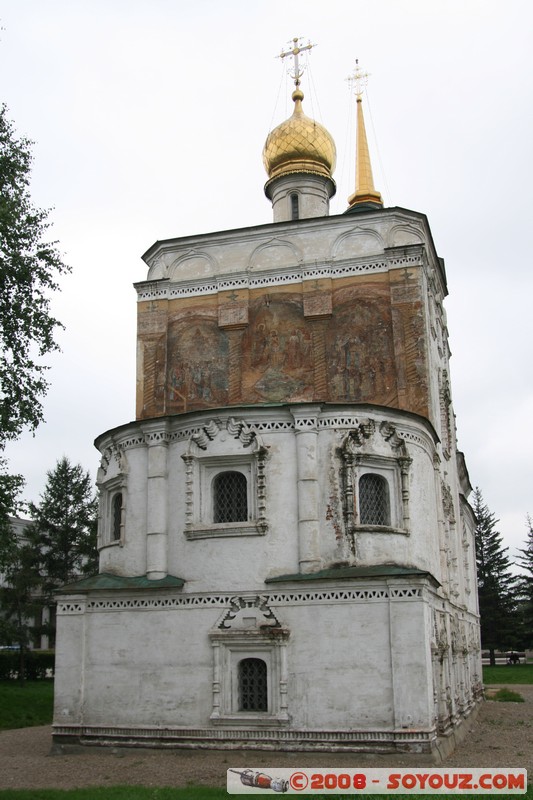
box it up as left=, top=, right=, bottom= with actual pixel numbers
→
left=134, top=251, right=424, bottom=302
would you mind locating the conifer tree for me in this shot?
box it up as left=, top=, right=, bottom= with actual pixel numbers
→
left=516, top=515, right=533, bottom=649
left=473, top=488, right=518, bottom=665
left=28, top=457, right=98, bottom=643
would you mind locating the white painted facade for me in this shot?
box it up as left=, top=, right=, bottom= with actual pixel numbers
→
left=53, top=201, right=482, bottom=756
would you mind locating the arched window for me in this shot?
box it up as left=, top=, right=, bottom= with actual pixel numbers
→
left=238, top=657, right=268, bottom=711
left=359, top=474, right=390, bottom=526
left=213, top=471, right=248, bottom=523
left=290, top=193, right=299, bottom=220
left=112, top=492, right=123, bottom=541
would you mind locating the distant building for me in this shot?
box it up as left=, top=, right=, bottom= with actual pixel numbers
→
left=54, top=48, right=481, bottom=757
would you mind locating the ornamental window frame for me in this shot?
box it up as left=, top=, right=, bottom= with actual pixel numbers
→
left=98, top=476, right=126, bottom=548
left=209, top=629, right=289, bottom=726
left=340, top=420, right=412, bottom=537
left=181, top=418, right=268, bottom=540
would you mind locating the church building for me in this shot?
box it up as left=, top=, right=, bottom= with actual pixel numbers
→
left=53, top=44, right=482, bottom=757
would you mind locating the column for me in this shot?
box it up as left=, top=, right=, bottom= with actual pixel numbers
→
left=291, top=406, right=322, bottom=573
left=144, top=423, right=169, bottom=580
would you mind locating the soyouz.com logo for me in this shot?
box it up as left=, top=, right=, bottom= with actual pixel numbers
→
left=227, top=767, right=527, bottom=794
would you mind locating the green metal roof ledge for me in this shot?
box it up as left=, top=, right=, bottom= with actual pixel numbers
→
left=265, top=564, right=440, bottom=585
left=58, top=572, right=185, bottom=593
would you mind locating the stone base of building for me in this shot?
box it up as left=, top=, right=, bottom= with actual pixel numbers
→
left=52, top=702, right=481, bottom=761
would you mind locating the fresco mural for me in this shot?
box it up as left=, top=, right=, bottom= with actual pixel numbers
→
left=136, top=277, right=429, bottom=419
left=325, top=290, right=397, bottom=406
left=166, top=316, right=229, bottom=413
left=242, top=296, right=315, bottom=403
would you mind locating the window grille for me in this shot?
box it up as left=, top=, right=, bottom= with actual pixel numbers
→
left=359, top=474, right=390, bottom=526
left=239, top=657, right=268, bottom=711
left=213, top=471, right=248, bottom=523
left=112, top=492, right=123, bottom=540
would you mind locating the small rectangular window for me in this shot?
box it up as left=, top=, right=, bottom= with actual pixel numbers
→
left=290, top=193, right=299, bottom=220
left=112, top=492, right=123, bottom=540
left=239, top=657, right=268, bottom=711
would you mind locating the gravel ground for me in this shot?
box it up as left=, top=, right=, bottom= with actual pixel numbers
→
left=1, top=686, right=531, bottom=791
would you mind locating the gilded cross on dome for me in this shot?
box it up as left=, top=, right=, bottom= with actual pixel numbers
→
left=278, top=37, right=315, bottom=87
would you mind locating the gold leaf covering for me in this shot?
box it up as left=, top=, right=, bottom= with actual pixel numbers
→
left=263, top=89, right=336, bottom=181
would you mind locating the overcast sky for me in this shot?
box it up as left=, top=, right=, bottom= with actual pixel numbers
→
left=1, top=0, right=531, bottom=561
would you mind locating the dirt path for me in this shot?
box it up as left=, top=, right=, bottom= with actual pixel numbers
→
left=1, top=686, right=531, bottom=790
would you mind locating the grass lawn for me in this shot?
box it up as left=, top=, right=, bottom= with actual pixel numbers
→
left=0, top=790, right=230, bottom=800
left=0, top=680, right=54, bottom=730
left=482, top=662, right=533, bottom=685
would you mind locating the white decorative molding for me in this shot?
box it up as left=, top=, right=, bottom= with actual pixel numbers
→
left=56, top=601, right=86, bottom=615
left=75, top=585, right=433, bottom=613
left=135, top=257, right=397, bottom=302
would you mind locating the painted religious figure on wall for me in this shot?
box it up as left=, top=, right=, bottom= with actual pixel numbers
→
left=243, top=296, right=314, bottom=403
left=167, top=317, right=229, bottom=413
left=325, top=293, right=397, bottom=406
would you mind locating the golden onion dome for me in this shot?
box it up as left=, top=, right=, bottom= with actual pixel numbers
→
left=263, top=88, right=336, bottom=182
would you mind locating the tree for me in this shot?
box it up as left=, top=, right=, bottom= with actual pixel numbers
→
left=0, top=104, right=70, bottom=571
left=0, top=103, right=70, bottom=450
left=473, top=488, right=518, bottom=665
left=515, top=515, right=533, bottom=649
left=0, top=532, right=41, bottom=682
left=28, top=457, right=98, bottom=644
left=0, top=465, right=24, bottom=568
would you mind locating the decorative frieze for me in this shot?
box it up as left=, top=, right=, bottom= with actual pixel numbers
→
left=58, top=584, right=433, bottom=614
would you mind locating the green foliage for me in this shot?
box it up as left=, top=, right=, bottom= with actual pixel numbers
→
left=25, top=458, right=97, bottom=645
left=0, top=464, right=24, bottom=568
left=483, top=663, right=533, bottom=684
left=0, top=650, right=54, bottom=682
left=0, top=104, right=70, bottom=450
left=516, top=515, right=533, bottom=647
left=487, top=687, right=525, bottom=702
left=0, top=460, right=97, bottom=654
left=0, top=678, right=53, bottom=730
left=473, top=488, right=519, bottom=662
left=29, top=457, right=98, bottom=593
left=0, top=534, right=41, bottom=671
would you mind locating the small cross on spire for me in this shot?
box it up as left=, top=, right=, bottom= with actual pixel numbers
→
left=347, top=58, right=370, bottom=99
left=278, top=37, right=316, bottom=87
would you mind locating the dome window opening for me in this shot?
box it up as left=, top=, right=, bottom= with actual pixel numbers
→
left=290, top=193, right=300, bottom=220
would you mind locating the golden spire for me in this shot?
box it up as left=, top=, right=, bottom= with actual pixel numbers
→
left=347, top=61, right=383, bottom=211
